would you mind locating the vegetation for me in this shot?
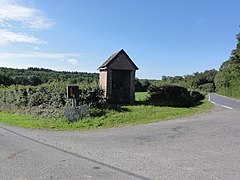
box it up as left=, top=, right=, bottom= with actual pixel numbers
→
left=0, top=98, right=212, bottom=130
left=135, top=79, right=151, bottom=92
left=0, top=66, right=218, bottom=95
left=1, top=37, right=228, bottom=129
left=147, top=85, right=204, bottom=107
left=135, top=69, right=218, bottom=93
left=0, top=83, right=104, bottom=120
left=0, top=70, right=210, bottom=129
left=1, top=32, right=239, bottom=130
left=215, top=33, right=240, bottom=99
left=135, top=92, right=149, bottom=101
left=0, top=67, right=98, bottom=86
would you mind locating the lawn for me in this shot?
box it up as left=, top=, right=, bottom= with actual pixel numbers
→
left=135, top=92, right=149, bottom=101
left=0, top=97, right=213, bottom=130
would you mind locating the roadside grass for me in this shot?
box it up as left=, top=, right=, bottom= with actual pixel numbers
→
left=0, top=112, right=65, bottom=129
left=0, top=97, right=213, bottom=130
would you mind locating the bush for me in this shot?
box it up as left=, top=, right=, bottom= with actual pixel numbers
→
left=191, top=91, right=205, bottom=102
left=80, top=87, right=104, bottom=107
left=0, top=83, right=105, bottom=120
left=147, top=85, right=204, bottom=107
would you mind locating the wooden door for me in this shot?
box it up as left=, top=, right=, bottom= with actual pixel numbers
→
left=111, top=70, right=131, bottom=103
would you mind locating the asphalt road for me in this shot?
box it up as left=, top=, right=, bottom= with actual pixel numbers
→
left=209, top=93, right=240, bottom=110
left=1, top=95, right=240, bottom=179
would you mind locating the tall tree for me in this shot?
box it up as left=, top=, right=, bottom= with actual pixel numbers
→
left=215, top=33, right=240, bottom=98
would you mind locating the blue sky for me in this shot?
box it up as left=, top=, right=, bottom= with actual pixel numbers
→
left=0, top=0, right=239, bottom=79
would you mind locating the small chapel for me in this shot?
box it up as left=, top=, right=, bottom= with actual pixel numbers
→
left=98, top=49, right=138, bottom=104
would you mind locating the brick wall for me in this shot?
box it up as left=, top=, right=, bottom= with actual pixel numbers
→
left=99, top=70, right=108, bottom=97
left=99, top=52, right=137, bottom=104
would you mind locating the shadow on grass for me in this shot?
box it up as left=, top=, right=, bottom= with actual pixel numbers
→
left=90, top=104, right=130, bottom=117
left=136, top=99, right=203, bottom=108
left=106, top=104, right=130, bottom=112
left=91, top=98, right=204, bottom=118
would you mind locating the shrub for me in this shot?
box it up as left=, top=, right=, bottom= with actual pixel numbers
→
left=0, top=83, right=105, bottom=120
left=79, top=87, right=104, bottom=107
left=147, top=85, right=204, bottom=107
left=190, top=91, right=205, bottom=102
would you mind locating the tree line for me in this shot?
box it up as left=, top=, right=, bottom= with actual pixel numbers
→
left=1, top=66, right=217, bottom=93
left=0, top=67, right=98, bottom=86
left=135, top=69, right=218, bottom=93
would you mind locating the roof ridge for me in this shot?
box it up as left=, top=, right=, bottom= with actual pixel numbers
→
left=98, top=49, right=138, bottom=70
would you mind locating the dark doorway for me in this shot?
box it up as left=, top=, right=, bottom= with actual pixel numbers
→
left=111, top=70, right=131, bottom=103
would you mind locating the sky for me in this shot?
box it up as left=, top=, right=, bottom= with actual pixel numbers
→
left=0, top=0, right=239, bottom=79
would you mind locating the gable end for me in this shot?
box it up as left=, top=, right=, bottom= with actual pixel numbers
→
left=98, top=49, right=138, bottom=70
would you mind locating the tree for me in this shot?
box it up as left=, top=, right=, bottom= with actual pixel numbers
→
left=0, top=74, right=13, bottom=86
left=28, top=75, right=42, bottom=86
left=140, top=79, right=151, bottom=91
left=13, top=75, right=30, bottom=86
left=0, top=67, right=99, bottom=86
left=135, top=78, right=143, bottom=92
left=215, top=33, right=240, bottom=98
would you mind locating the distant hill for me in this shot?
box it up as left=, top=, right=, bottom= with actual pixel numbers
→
left=0, top=67, right=99, bottom=86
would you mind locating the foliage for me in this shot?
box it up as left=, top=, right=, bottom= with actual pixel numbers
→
left=147, top=85, right=204, bottom=107
left=0, top=67, right=98, bottom=86
left=215, top=33, right=240, bottom=99
left=0, top=66, right=212, bottom=129
left=0, top=74, right=14, bottom=86
left=0, top=98, right=213, bottom=130
left=78, top=87, right=105, bottom=107
left=136, top=69, right=218, bottom=93
left=190, top=91, right=205, bottom=102
left=0, top=83, right=104, bottom=120
left=183, top=70, right=218, bottom=91
left=135, top=79, right=151, bottom=92
left=199, top=83, right=215, bottom=93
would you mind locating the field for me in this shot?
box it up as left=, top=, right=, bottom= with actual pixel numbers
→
left=135, top=92, right=149, bottom=101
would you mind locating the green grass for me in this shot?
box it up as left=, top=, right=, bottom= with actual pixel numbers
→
left=135, top=92, right=149, bottom=101
left=0, top=98, right=213, bottom=130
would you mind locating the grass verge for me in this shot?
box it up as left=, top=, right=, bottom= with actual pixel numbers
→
left=0, top=98, right=213, bottom=130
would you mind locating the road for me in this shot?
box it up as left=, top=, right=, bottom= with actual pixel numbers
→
left=1, top=94, right=240, bottom=179
left=209, top=93, right=240, bottom=110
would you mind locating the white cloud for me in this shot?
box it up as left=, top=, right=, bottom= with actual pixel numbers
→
left=0, top=0, right=54, bottom=45
left=0, top=0, right=54, bottom=30
left=0, top=29, right=45, bottom=45
left=67, top=59, right=79, bottom=65
left=0, top=52, right=80, bottom=59
left=0, top=52, right=82, bottom=71
left=0, top=60, right=28, bottom=69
